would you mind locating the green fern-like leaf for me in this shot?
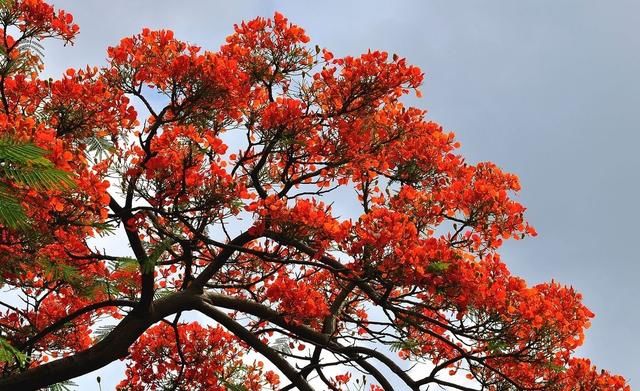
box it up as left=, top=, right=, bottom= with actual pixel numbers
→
left=0, top=138, right=76, bottom=229
left=8, top=39, right=46, bottom=75
left=93, top=324, right=117, bottom=343
left=86, top=135, right=115, bottom=160
left=18, top=39, right=45, bottom=59
left=108, top=256, right=138, bottom=272
left=153, top=288, right=174, bottom=301
left=0, top=139, right=52, bottom=166
left=1, top=165, right=75, bottom=190
left=0, top=185, right=27, bottom=229
left=427, top=261, right=450, bottom=274
left=90, top=221, right=117, bottom=237
left=45, top=380, right=78, bottom=391
left=0, top=337, right=26, bottom=366
left=142, top=239, right=175, bottom=273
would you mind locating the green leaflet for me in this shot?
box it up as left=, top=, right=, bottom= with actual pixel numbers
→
left=0, top=185, right=27, bottom=229
left=85, top=135, right=115, bottom=160
left=0, top=139, right=53, bottom=166
left=427, top=261, right=450, bottom=274
left=142, top=239, right=175, bottom=274
left=0, top=337, right=26, bottom=367
left=45, top=380, right=78, bottom=391
left=93, top=324, right=117, bottom=343
left=0, top=138, right=75, bottom=229
left=1, top=165, right=75, bottom=190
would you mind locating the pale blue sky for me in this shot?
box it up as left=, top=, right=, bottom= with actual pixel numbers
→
left=42, top=1, right=640, bottom=388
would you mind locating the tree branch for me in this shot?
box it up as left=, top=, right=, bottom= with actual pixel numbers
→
left=18, top=299, right=136, bottom=350
left=0, top=291, right=199, bottom=390
left=195, top=298, right=314, bottom=391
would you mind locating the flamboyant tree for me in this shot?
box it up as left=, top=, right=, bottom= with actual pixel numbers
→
left=0, top=1, right=629, bottom=390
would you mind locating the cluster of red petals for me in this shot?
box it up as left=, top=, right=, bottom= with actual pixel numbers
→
left=8, top=0, right=78, bottom=43
left=221, top=12, right=311, bottom=83
left=126, top=124, right=247, bottom=211
left=561, top=358, right=630, bottom=390
left=118, top=322, right=280, bottom=391
left=107, top=28, right=248, bottom=123
left=264, top=272, right=330, bottom=326
left=247, top=196, right=351, bottom=247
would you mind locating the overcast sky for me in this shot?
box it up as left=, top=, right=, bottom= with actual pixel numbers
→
left=43, top=1, right=640, bottom=389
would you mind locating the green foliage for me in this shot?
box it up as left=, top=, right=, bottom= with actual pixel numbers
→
left=0, top=138, right=75, bottom=229
left=108, top=256, right=138, bottom=272
left=388, top=338, right=421, bottom=355
left=1, top=164, right=75, bottom=190
left=547, top=362, right=568, bottom=373
left=153, top=288, right=174, bottom=301
left=142, top=239, right=175, bottom=274
left=45, top=380, right=78, bottom=391
left=105, top=238, right=174, bottom=276
left=0, top=138, right=76, bottom=189
left=427, top=261, right=450, bottom=274
left=37, top=257, right=80, bottom=281
left=35, top=257, right=104, bottom=298
left=0, top=34, right=46, bottom=76
left=89, top=221, right=118, bottom=237
left=487, top=339, right=509, bottom=354
left=93, top=324, right=117, bottom=343
left=85, top=135, right=115, bottom=160
left=0, top=141, right=52, bottom=166
left=219, top=364, right=254, bottom=391
left=0, top=183, right=27, bottom=229
left=0, top=337, right=26, bottom=367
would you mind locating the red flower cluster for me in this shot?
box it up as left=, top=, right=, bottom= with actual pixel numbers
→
left=118, top=322, right=280, bottom=391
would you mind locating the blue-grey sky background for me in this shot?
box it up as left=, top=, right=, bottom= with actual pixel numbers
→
left=43, top=1, right=640, bottom=388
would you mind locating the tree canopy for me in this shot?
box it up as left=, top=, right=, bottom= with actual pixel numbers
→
left=0, top=1, right=629, bottom=390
